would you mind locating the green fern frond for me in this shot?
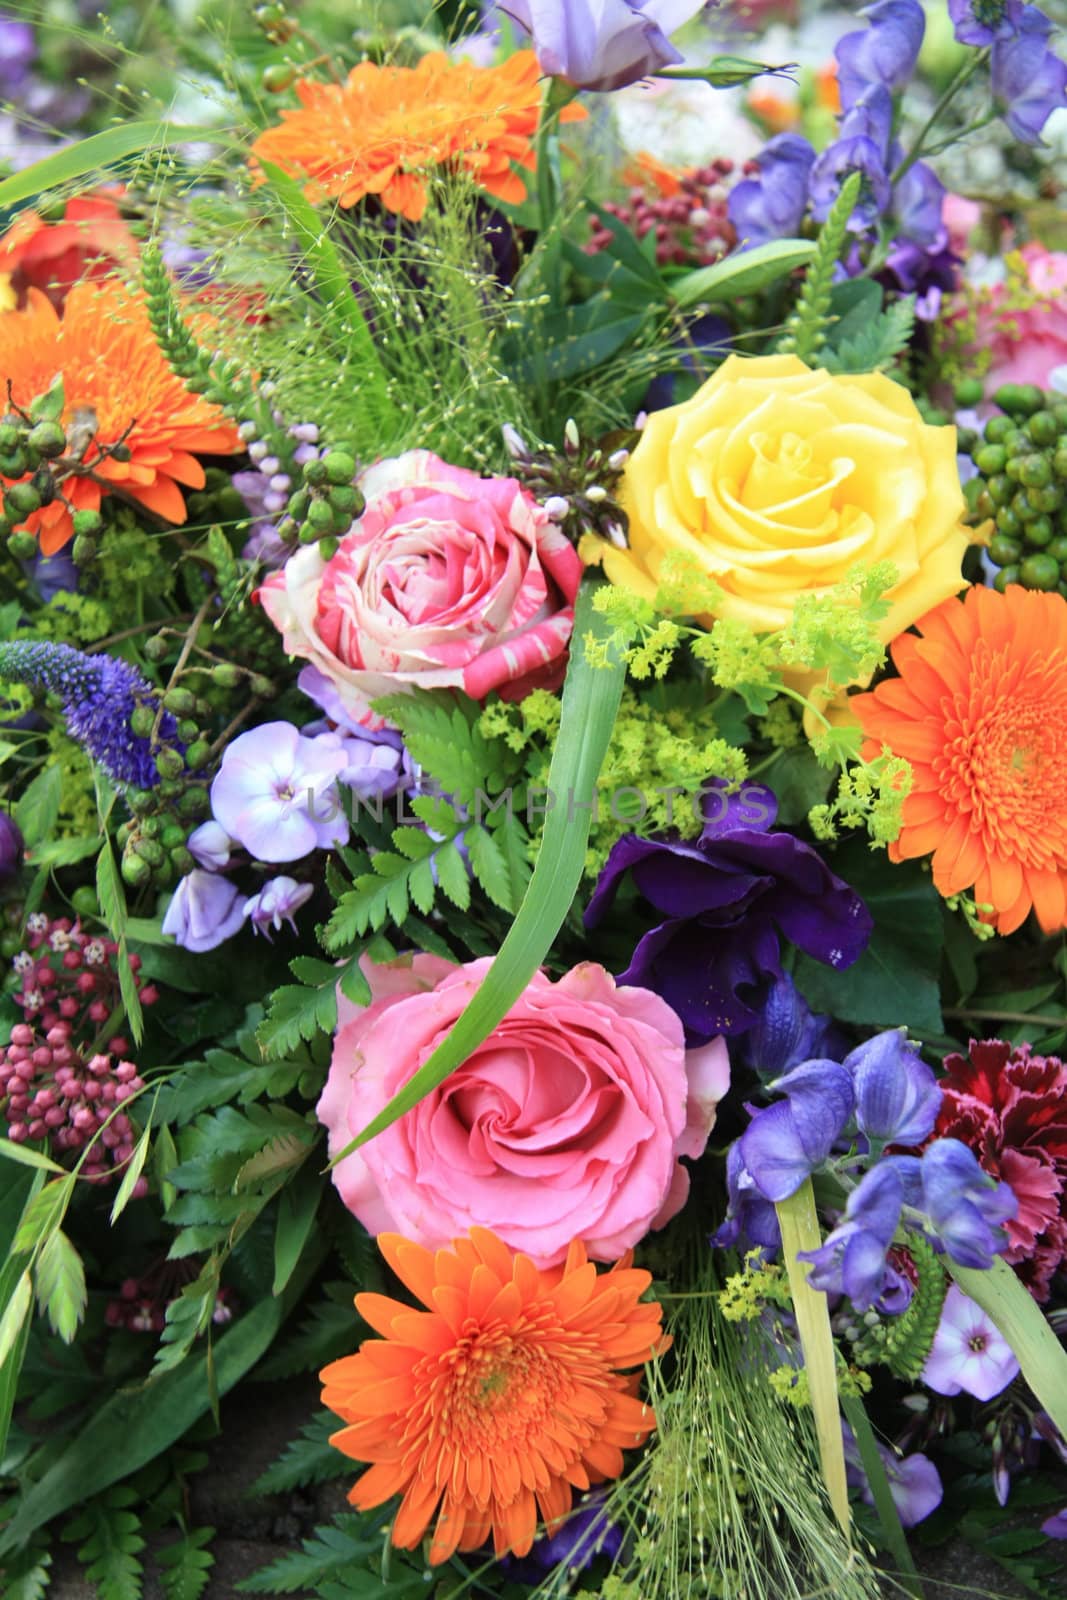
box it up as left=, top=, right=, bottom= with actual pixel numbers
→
left=777, top=171, right=863, bottom=364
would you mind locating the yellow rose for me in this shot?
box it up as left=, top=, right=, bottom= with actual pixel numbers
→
left=594, top=353, right=968, bottom=643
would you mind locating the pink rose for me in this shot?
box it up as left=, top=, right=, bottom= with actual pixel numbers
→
left=317, top=954, right=729, bottom=1267
left=258, top=450, right=583, bottom=730
left=970, top=244, right=1067, bottom=396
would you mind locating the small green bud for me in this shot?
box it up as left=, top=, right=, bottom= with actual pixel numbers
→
left=144, top=634, right=169, bottom=663
left=70, top=886, right=99, bottom=917
left=158, top=779, right=183, bottom=799
left=1024, top=515, right=1053, bottom=548
left=1053, top=446, right=1067, bottom=481
left=317, top=536, right=339, bottom=559
left=988, top=534, right=1022, bottom=567
left=133, top=836, right=165, bottom=867
left=177, top=785, right=209, bottom=817
left=177, top=718, right=199, bottom=743
left=129, top=704, right=156, bottom=738
left=121, top=850, right=152, bottom=888
left=322, top=450, right=357, bottom=486
left=160, top=823, right=187, bottom=850
left=126, top=787, right=155, bottom=816
left=0, top=423, right=19, bottom=451
left=71, top=535, right=97, bottom=566
left=7, top=531, right=38, bottom=561
left=109, top=442, right=132, bottom=463
left=993, top=563, right=1020, bottom=593
left=302, top=458, right=328, bottom=487
left=261, top=62, right=297, bottom=92
left=71, top=508, right=103, bottom=538
left=0, top=450, right=27, bottom=477
left=1048, top=536, right=1067, bottom=564
left=287, top=487, right=311, bottom=520
left=327, top=483, right=362, bottom=517
left=953, top=378, right=984, bottom=408
left=306, top=498, right=335, bottom=533
left=140, top=815, right=163, bottom=840
left=983, top=415, right=1013, bottom=445
left=5, top=482, right=41, bottom=516
left=184, top=740, right=211, bottom=771
left=1020, top=553, right=1060, bottom=590
left=211, top=662, right=241, bottom=688
left=26, top=421, right=66, bottom=460
left=155, top=748, right=185, bottom=781
left=163, top=687, right=197, bottom=716
left=974, top=444, right=1007, bottom=476
left=115, top=822, right=133, bottom=849
left=1027, top=411, right=1058, bottom=448
left=1019, top=453, right=1052, bottom=489
left=169, top=846, right=195, bottom=875
left=250, top=674, right=275, bottom=697
left=986, top=473, right=1013, bottom=507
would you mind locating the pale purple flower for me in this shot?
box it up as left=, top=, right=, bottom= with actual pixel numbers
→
left=495, top=0, right=706, bottom=92
left=921, top=1285, right=1020, bottom=1400
left=728, top=133, right=816, bottom=250
left=843, top=1424, right=943, bottom=1528
left=0, top=18, right=36, bottom=96
left=161, top=871, right=246, bottom=953
left=892, top=160, right=946, bottom=247
left=948, top=0, right=1033, bottom=47
left=834, top=1, right=926, bottom=109
left=244, top=876, right=314, bottom=940
left=739, top=1059, right=855, bottom=1201
left=209, top=722, right=350, bottom=864
left=991, top=11, right=1067, bottom=143
left=1042, top=1507, right=1067, bottom=1538
left=845, top=1030, right=942, bottom=1146
left=187, top=821, right=234, bottom=872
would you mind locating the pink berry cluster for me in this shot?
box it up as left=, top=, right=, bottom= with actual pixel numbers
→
left=1, top=912, right=160, bottom=1184
left=105, top=1274, right=238, bottom=1334
left=588, top=160, right=740, bottom=269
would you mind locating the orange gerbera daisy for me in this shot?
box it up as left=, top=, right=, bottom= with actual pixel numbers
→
left=249, top=50, right=585, bottom=223
left=0, top=192, right=138, bottom=310
left=321, top=1228, right=666, bottom=1565
left=0, top=280, right=240, bottom=554
left=852, top=583, right=1067, bottom=935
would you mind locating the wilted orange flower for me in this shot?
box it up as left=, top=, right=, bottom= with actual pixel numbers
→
left=321, top=1229, right=666, bottom=1565
left=0, top=193, right=138, bottom=310
left=249, top=50, right=585, bottom=223
left=853, top=583, right=1067, bottom=935
left=0, top=280, right=240, bottom=554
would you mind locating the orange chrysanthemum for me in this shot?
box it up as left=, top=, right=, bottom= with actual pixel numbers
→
left=0, top=280, right=240, bottom=554
left=249, top=51, right=585, bottom=223
left=852, top=583, right=1067, bottom=935
left=321, top=1228, right=666, bottom=1566
left=0, top=192, right=138, bottom=310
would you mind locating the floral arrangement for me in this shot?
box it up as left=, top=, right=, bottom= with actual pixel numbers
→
left=1, top=1, right=1067, bottom=1597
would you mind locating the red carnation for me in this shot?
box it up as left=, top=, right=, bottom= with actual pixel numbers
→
left=936, top=1040, right=1067, bottom=1301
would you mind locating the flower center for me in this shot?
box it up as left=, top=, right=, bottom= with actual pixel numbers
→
left=968, top=1333, right=988, bottom=1353
left=973, top=0, right=1007, bottom=25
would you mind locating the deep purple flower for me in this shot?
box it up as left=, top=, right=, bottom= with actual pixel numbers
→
left=210, top=723, right=350, bottom=864
left=846, top=1030, right=942, bottom=1146
left=496, top=0, right=706, bottom=92
left=881, top=235, right=961, bottom=317
left=834, top=1, right=926, bottom=109
left=892, top=160, right=946, bottom=247
left=161, top=871, right=247, bottom=953
left=727, top=133, right=816, bottom=250
left=502, top=1489, right=622, bottom=1581
left=584, top=781, right=872, bottom=1044
left=798, top=1159, right=920, bottom=1310
left=187, top=821, right=233, bottom=872
left=29, top=548, right=78, bottom=604
left=0, top=641, right=177, bottom=789
left=739, top=974, right=844, bottom=1081
left=948, top=0, right=1032, bottom=47
left=0, top=17, right=36, bottom=96
left=991, top=16, right=1067, bottom=143
left=922, top=1284, right=1020, bottom=1400
left=740, top=1060, right=855, bottom=1202
left=843, top=1424, right=943, bottom=1528
left=244, top=876, right=314, bottom=940
left=0, top=812, right=23, bottom=881
left=921, top=1138, right=1017, bottom=1268
left=713, top=1142, right=782, bottom=1254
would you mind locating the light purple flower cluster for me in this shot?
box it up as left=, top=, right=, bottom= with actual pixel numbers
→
left=234, top=416, right=322, bottom=568
left=842, top=1423, right=943, bottom=1528
left=950, top=3, right=1067, bottom=143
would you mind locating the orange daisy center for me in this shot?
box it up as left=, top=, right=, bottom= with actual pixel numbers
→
left=852, top=583, right=1067, bottom=934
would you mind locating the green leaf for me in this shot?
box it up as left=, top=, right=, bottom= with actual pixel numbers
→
left=256, top=1287, right=363, bottom=1382
left=0, top=121, right=210, bottom=210
left=117, top=935, right=145, bottom=1046
left=233, top=1127, right=315, bottom=1194
left=330, top=577, right=631, bottom=1163
left=15, top=767, right=62, bottom=851
left=96, top=839, right=128, bottom=942
left=153, top=1047, right=302, bottom=1125
left=0, top=1272, right=32, bottom=1370
left=252, top=1412, right=350, bottom=1496
left=794, top=845, right=943, bottom=1035
left=234, top=1515, right=379, bottom=1595
left=67, top=1488, right=145, bottom=1600
left=34, top=1230, right=87, bottom=1344
left=26, top=835, right=100, bottom=868
left=672, top=239, right=816, bottom=308
left=776, top=1181, right=850, bottom=1538
left=823, top=295, right=917, bottom=374
left=840, top=1393, right=923, bottom=1598
left=465, top=823, right=516, bottom=913
left=272, top=1165, right=323, bottom=1296
left=0, top=1543, right=52, bottom=1600
left=156, top=1527, right=215, bottom=1600
left=257, top=160, right=395, bottom=435
left=514, top=295, right=649, bottom=382
left=947, top=1255, right=1067, bottom=1446
left=0, top=1139, right=63, bottom=1174
left=14, top=1177, right=73, bottom=1253
left=257, top=983, right=338, bottom=1059
left=111, top=1117, right=153, bottom=1224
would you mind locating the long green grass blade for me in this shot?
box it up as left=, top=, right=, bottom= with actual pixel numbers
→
left=329, top=578, right=631, bottom=1165
left=841, top=1392, right=923, bottom=1598
left=776, top=1180, right=851, bottom=1538
left=672, top=239, right=816, bottom=309
left=0, top=122, right=209, bottom=212
left=949, top=1255, right=1067, bottom=1442
left=257, top=160, right=396, bottom=436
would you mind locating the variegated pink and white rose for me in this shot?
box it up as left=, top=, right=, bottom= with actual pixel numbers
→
left=257, top=450, right=583, bottom=730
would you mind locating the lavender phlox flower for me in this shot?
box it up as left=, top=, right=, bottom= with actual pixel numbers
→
left=845, top=1029, right=942, bottom=1146
left=209, top=721, right=350, bottom=864
left=161, top=871, right=247, bottom=954
left=0, top=640, right=177, bottom=788
left=834, top=1, right=926, bottom=109
left=495, top=0, right=707, bottom=93
left=187, top=821, right=234, bottom=872
left=921, top=1284, right=1020, bottom=1400
left=920, top=1138, right=1018, bottom=1268
left=244, top=876, right=314, bottom=940
left=991, top=10, right=1067, bottom=143
left=842, top=1423, right=943, bottom=1527
left=740, top=1059, right=855, bottom=1202
left=798, top=1158, right=920, bottom=1310
left=727, top=132, right=816, bottom=249
left=712, top=1142, right=782, bottom=1254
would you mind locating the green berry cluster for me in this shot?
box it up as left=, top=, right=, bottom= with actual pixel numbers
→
left=969, top=383, right=1067, bottom=595
left=0, top=401, right=110, bottom=564
left=275, top=449, right=363, bottom=558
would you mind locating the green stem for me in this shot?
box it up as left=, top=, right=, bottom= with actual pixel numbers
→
left=840, top=1393, right=925, bottom=1600
left=889, top=50, right=989, bottom=188
left=533, top=78, right=578, bottom=305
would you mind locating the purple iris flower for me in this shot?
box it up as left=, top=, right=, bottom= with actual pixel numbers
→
left=892, top=160, right=946, bottom=247
left=920, top=1138, right=1017, bottom=1268
left=209, top=721, right=350, bottom=864
left=727, top=133, right=816, bottom=250
left=845, top=1030, right=942, bottom=1146
left=810, top=86, right=894, bottom=231
left=161, top=871, right=247, bottom=954
left=740, top=1060, right=855, bottom=1202
left=834, top=1, right=926, bottom=109
left=843, top=1424, right=943, bottom=1528
left=244, top=875, right=314, bottom=940
left=495, top=0, right=706, bottom=92
left=798, top=1159, right=920, bottom=1310
left=584, top=780, right=872, bottom=1044
left=948, top=0, right=1031, bottom=46
left=713, top=1142, right=783, bottom=1255
left=739, top=974, right=846, bottom=1082
left=991, top=12, right=1067, bottom=143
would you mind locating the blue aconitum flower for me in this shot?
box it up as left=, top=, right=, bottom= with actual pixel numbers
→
left=991, top=10, right=1067, bottom=143
left=494, top=0, right=706, bottom=92
left=949, top=0, right=1034, bottom=47
left=739, top=1060, right=856, bottom=1202
left=834, top=0, right=926, bottom=109
left=727, top=133, right=816, bottom=251
left=921, top=1138, right=1018, bottom=1267
left=845, top=1030, right=942, bottom=1147
left=798, top=1159, right=920, bottom=1310
left=739, top=974, right=845, bottom=1083
left=712, top=1142, right=782, bottom=1255
left=0, top=640, right=176, bottom=788
left=810, top=85, right=894, bottom=231
left=892, top=159, right=946, bottom=247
